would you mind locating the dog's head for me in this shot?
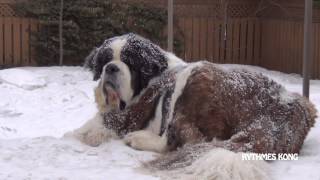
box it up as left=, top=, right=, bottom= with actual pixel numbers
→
left=86, top=33, right=169, bottom=111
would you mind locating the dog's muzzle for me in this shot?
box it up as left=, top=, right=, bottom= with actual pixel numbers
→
left=102, top=64, right=126, bottom=111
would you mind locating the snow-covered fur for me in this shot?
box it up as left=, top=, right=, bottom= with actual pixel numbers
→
left=65, top=33, right=181, bottom=146
left=185, top=148, right=269, bottom=180
left=72, top=33, right=316, bottom=180
left=147, top=147, right=270, bottom=180
left=103, top=60, right=316, bottom=180
left=102, top=60, right=316, bottom=154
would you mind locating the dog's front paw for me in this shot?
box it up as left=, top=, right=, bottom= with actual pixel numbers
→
left=124, top=131, right=147, bottom=150
left=82, top=127, right=112, bottom=147
left=124, top=130, right=167, bottom=153
left=63, top=131, right=74, bottom=139
left=64, top=127, right=117, bottom=147
left=63, top=113, right=119, bottom=146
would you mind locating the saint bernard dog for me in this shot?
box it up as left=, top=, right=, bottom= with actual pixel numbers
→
left=65, top=33, right=317, bottom=179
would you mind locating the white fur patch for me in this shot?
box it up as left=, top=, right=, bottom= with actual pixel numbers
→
left=127, top=61, right=203, bottom=153
left=167, top=62, right=203, bottom=124
left=145, top=95, right=164, bottom=135
left=165, top=52, right=187, bottom=69
left=124, top=130, right=167, bottom=153
left=63, top=113, right=118, bottom=146
left=110, top=38, right=127, bottom=61
left=126, top=62, right=203, bottom=154
left=183, top=148, right=270, bottom=180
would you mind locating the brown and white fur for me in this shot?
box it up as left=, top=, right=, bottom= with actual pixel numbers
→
left=65, top=33, right=317, bottom=180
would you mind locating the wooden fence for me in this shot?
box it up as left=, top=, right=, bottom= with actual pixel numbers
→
left=137, top=0, right=320, bottom=78
left=1, top=0, right=320, bottom=79
left=176, top=17, right=261, bottom=66
left=0, top=17, right=37, bottom=66
left=0, top=0, right=37, bottom=67
left=259, top=20, right=320, bottom=79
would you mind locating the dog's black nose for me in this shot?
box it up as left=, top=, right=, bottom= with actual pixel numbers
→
left=105, top=64, right=119, bottom=74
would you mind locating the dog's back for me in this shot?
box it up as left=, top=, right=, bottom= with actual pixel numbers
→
left=166, top=62, right=317, bottom=154
left=148, top=62, right=317, bottom=180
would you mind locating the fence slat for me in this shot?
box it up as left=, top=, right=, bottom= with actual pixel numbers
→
left=286, top=21, right=291, bottom=73
left=213, top=21, right=220, bottom=62
left=207, top=18, right=214, bottom=62
left=247, top=19, right=254, bottom=65
left=199, top=18, right=207, bottom=60
left=314, top=24, right=319, bottom=78
left=21, top=18, right=30, bottom=66
left=272, top=20, right=279, bottom=71
left=184, top=18, right=193, bottom=61
left=30, top=19, right=38, bottom=65
left=13, top=17, right=21, bottom=66
left=253, top=19, right=261, bottom=65
left=177, top=18, right=185, bottom=58
left=318, top=23, right=320, bottom=78
left=287, top=22, right=293, bottom=73
left=192, top=17, right=200, bottom=61
left=297, top=22, right=303, bottom=75
left=312, top=24, right=316, bottom=78
left=264, top=20, right=271, bottom=68
left=4, top=17, right=13, bottom=65
left=292, top=21, right=299, bottom=74
left=0, top=18, right=3, bottom=65
left=288, top=21, right=295, bottom=74
left=279, top=21, right=286, bottom=72
left=232, top=19, right=240, bottom=64
left=282, top=21, right=288, bottom=72
left=314, top=23, right=320, bottom=78
left=239, top=19, right=247, bottom=64
left=219, top=22, right=226, bottom=62
left=259, top=20, right=266, bottom=68
left=226, top=21, right=233, bottom=63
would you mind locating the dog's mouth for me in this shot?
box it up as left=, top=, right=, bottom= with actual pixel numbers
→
left=105, top=80, right=117, bottom=90
left=103, top=82, right=126, bottom=111
left=119, top=100, right=126, bottom=110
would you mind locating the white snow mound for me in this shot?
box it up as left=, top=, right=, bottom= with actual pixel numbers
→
left=0, top=68, right=46, bottom=90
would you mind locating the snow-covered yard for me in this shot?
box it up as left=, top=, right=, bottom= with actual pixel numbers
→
left=0, top=65, right=319, bottom=180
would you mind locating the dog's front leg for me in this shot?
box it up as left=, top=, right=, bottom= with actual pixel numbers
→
left=124, top=130, right=167, bottom=153
left=64, top=113, right=118, bottom=146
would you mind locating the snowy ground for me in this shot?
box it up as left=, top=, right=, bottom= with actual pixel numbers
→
left=0, top=65, right=319, bottom=180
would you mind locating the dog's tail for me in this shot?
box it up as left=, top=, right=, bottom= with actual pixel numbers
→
left=300, top=95, right=317, bottom=131
left=146, top=141, right=270, bottom=180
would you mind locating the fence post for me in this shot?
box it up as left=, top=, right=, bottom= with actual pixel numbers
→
left=303, top=0, right=313, bottom=98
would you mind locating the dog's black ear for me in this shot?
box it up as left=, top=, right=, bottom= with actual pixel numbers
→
left=84, top=46, right=113, bottom=81
left=84, top=47, right=98, bottom=70
left=84, top=47, right=100, bottom=80
left=121, top=34, right=168, bottom=93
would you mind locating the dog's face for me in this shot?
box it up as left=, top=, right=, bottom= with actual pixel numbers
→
left=86, top=33, right=168, bottom=110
